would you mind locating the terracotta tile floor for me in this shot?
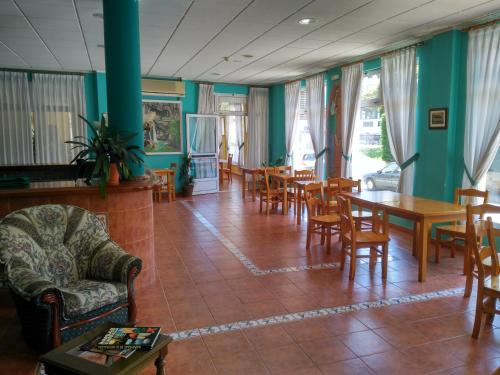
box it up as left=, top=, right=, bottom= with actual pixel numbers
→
left=0, top=176, right=499, bottom=374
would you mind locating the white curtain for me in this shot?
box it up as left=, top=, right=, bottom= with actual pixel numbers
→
left=194, top=83, right=216, bottom=153
left=306, top=73, right=326, bottom=178
left=0, top=71, right=33, bottom=165
left=235, top=116, right=245, bottom=166
left=340, top=63, right=363, bottom=178
left=285, top=80, right=300, bottom=166
left=247, top=87, right=269, bottom=168
left=381, top=47, right=418, bottom=195
left=31, top=73, right=86, bottom=164
left=463, top=24, right=500, bottom=188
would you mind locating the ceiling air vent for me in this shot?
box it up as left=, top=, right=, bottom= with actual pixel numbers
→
left=141, top=79, right=185, bottom=97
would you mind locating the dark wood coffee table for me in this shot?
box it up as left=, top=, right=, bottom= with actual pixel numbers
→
left=39, top=322, right=172, bottom=375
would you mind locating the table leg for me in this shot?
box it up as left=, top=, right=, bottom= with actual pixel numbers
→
left=242, top=172, right=246, bottom=199
left=417, top=219, right=431, bottom=282
left=155, top=346, right=168, bottom=375
left=412, top=221, right=418, bottom=257
left=297, top=186, right=302, bottom=225
left=283, top=180, right=288, bottom=215
left=252, top=174, right=256, bottom=202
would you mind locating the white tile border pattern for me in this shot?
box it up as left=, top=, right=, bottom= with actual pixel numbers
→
left=166, top=287, right=464, bottom=341
left=180, top=200, right=397, bottom=276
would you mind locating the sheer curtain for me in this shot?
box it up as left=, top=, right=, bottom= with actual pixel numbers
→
left=463, top=24, right=500, bottom=188
left=0, top=71, right=33, bottom=165
left=235, top=116, right=245, bottom=166
left=285, top=81, right=300, bottom=165
left=31, top=73, right=86, bottom=164
left=195, top=83, right=216, bottom=153
left=247, top=87, right=269, bottom=168
left=340, top=63, right=363, bottom=178
left=381, top=47, right=418, bottom=195
left=306, top=74, right=326, bottom=178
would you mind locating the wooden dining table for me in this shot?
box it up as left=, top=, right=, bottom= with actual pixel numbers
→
left=240, top=167, right=264, bottom=201
left=342, top=190, right=466, bottom=282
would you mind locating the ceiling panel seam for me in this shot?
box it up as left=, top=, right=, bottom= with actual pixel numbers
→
left=146, top=0, right=195, bottom=75
left=0, top=40, right=30, bottom=67
left=193, top=0, right=317, bottom=80
left=11, top=0, right=63, bottom=69
left=215, top=0, right=377, bottom=81
left=73, top=0, right=93, bottom=71
left=237, top=0, right=439, bottom=83
left=172, top=0, right=257, bottom=77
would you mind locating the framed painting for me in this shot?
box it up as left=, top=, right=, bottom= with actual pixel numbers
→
left=428, top=108, right=448, bottom=129
left=143, top=100, right=183, bottom=154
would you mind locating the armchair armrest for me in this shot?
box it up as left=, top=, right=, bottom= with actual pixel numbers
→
left=6, top=261, right=58, bottom=301
left=89, top=240, right=142, bottom=284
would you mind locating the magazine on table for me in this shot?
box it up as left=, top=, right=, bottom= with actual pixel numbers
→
left=97, top=327, right=161, bottom=350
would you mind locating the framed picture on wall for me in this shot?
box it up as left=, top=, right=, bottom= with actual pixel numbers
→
left=428, top=108, right=448, bottom=129
left=142, top=100, right=183, bottom=154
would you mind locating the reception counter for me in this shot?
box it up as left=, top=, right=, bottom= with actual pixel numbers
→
left=0, top=180, right=156, bottom=289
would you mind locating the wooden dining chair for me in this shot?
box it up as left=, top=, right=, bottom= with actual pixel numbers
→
left=464, top=203, right=500, bottom=297
left=304, top=183, right=340, bottom=254
left=326, top=178, right=374, bottom=230
left=287, top=170, right=316, bottom=215
left=337, top=195, right=389, bottom=280
left=223, top=154, right=233, bottom=183
left=275, top=165, right=292, bottom=174
left=435, top=188, right=488, bottom=263
left=259, top=168, right=283, bottom=215
left=470, top=216, right=499, bottom=338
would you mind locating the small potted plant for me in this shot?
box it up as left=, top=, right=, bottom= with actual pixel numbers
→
left=180, top=154, right=194, bottom=197
left=66, top=115, right=145, bottom=196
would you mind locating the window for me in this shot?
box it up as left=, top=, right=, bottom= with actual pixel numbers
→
left=216, top=94, right=247, bottom=166
left=226, top=116, right=247, bottom=166
left=351, top=70, right=394, bottom=190
left=215, top=95, right=247, bottom=115
left=0, top=72, right=86, bottom=165
left=290, top=86, right=315, bottom=171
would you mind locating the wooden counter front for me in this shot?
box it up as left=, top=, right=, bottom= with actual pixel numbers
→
left=0, top=180, right=156, bottom=289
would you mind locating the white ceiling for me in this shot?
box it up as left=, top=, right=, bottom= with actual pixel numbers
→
left=0, top=0, right=499, bottom=84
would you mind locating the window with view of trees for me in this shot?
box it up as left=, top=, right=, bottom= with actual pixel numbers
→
left=351, top=70, right=396, bottom=191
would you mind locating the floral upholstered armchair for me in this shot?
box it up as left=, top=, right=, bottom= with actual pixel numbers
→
left=0, top=205, right=142, bottom=352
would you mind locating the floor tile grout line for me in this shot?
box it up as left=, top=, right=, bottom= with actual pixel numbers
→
left=165, top=287, right=465, bottom=342
left=180, top=200, right=397, bottom=276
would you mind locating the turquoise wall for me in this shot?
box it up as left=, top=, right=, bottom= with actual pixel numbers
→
left=83, top=75, right=249, bottom=190
left=414, top=30, right=467, bottom=202
left=268, top=84, right=285, bottom=162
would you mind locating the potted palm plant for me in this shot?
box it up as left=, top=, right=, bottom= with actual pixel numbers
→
left=66, top=115, right=145, bottom=196
left=180, top=154, right=194, bottom=197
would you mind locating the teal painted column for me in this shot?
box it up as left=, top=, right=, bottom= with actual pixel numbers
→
left=102, top=0, right=144, bottom=176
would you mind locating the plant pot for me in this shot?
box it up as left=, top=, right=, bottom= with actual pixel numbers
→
left=182, top=185, right=194, bottom=197
left=108, top=163, right=120, bottom=186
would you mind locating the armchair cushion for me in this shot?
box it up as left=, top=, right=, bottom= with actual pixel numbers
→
left=89, top=240, right=142, bottom=284
left=59, top=279, right=127, bottom=318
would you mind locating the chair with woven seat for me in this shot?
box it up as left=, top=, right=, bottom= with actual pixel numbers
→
left=469, top=216, right=499, bottom=338
left=435, top=188, right=488, bottom=264
left=304, top=183, right=340, bottom=254
left=222, top=153, right=233, bottom=183
left=464, top=203, right=500, bottom=298
left=337, top=195, right=389, bottom=280
left=259, top=168, right=283, bottom=215
left=0, top=205, right=142, bottom=352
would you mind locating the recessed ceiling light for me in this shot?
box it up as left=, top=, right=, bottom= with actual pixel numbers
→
left=211, top=73, right=221, bottom=76
left=298, top=17, right=315, bottom=25
left=97, top=44, right=105, bottom=48
left=92, top=12, right=103, bottom=19
left=242, top=54, right=254, bottom=58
